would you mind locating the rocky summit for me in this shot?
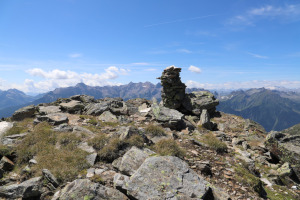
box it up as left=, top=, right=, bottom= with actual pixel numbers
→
left=0, top=66, right=299, bottom=199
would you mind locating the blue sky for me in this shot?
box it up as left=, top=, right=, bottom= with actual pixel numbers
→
left=0, top=0, right=300, bottom=94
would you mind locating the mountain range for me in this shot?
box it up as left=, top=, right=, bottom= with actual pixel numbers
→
left=1, top=83, right=300, bottom=132
left=217, top=88, right=300, bottom=131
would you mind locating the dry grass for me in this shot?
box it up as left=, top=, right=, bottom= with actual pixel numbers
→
left=201, top=132, right=228, bottom=153
left=88, top=134, right=108, bottom=151
left=4, top=118, right=34, bottom=136
left=14, top=122, right=89, bottom=183
left=154, top=139, right=186, bottom=159
left=145, top=124, right=165, bottom=137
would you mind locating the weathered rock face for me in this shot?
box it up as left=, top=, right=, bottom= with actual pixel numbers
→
left=0, top=176, right=42, bottom=199
left=112, top=146, right=155, bottom=176
left=56, top=179, right=128, bottom=200
left=11, top=105, right=36, bottom=121
left=266, top=128, right=300, bottom=177
left=125, top=156, right=212, bottom=199
left=182, top=91, right=219, bottom=116
left=158, top=66, right=186, bottom=109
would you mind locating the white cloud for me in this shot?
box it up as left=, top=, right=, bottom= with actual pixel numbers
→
left=69, top=53, right=82, bottom=58
left=247, top=52, right=269, bottom=59
left=228, top=4, right=300, bottom=25
left=6, top=66, right=130, bottom=93
left=145, top=68, right=157, bottom=71
left=186, top=80, right=300, bottom=90
left=131, top=62, right=152, bottom=66
left=188, top=65, right=202, bottom=74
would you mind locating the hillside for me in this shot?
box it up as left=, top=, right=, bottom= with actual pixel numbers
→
left=218, top=88, right=300, bottom=131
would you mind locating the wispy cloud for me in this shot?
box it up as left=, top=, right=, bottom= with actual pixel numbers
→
left=188, top=65, right=202, bottom=74
left=145, top=15, right=217, bottom=28
left=228, top=4, right=300, bottom=25
left=131, top=62, right=152, bottom=66
left=69, top=53, right=82, bottom=58
left=186, top=80, right=300, bottom=90
left=144, top=68, right=158, bottom=71
left=247, top=52, right=269, bottom=59
left=176, top=49, right=192, bottom=54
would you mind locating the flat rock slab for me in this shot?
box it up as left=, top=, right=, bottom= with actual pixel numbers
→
left=38, top=106, right=61, bottom=115
left=36, top=113, right=69, bottom=125
left=0, top=121, right=13, bottom=138
left=126, top=156, right=211, bottom=199
left=57, top=179, right=128, bottom=200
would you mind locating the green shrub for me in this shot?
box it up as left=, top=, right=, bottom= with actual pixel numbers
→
left=145, top=124, right=165, bottom=137
left=154, top=139, right=185, bottom=159
left=201, top=133, right=227, bottom=153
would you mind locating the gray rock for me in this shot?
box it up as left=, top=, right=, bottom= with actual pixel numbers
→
left=84, top=102, right=109, bottom=115
left=117, top=126, right=139, bottom=140
left=98, top=111, right=118, bottom=123
left=73, top=126, right=94, bottom=135
left=36, top=113, right=69, bottom=125
left=42, top=169, right=59, bottom=188
left=70, top=95, right=95, bottom=103
left=112, top=146, right=155, bottom=176
left=38, top=106, right=61, bottom=115
left=60, top=100, right=84, bottom=113
left=11, top=105, right=36, bottom=121
left=158, top=66, right=186, bottom=109
left=151, top=101, right=184, bottom=129
left=99, top=98, right=128, bottom=115
left=198, top=109, right=214, bottom=130
left=86, top=168, right=95, bottom=178
left=0, top=176, right=42, bottom=199
left=126, top=156, right=212, bottom=199
left=0, top=156, right=14, bottom=178
left=53, top=123, right=73, bottom=132
left=113, top=173, right=130, bottom=191
left=86, top=153, right=97, bottom=166
left=182, top=91, right=219, bottom=115
left=57, top=179, right=128, bottom=200
left=1, top=132, right=27, bottom=145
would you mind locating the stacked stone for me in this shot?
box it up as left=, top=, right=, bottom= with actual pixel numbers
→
left=157, top=66, right=186, bottom=109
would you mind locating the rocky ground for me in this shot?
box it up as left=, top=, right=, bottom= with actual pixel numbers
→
left=0, top=66, right=299, bottom=200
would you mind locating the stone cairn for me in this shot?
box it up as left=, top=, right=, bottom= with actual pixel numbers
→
left=157, top=66, right=186, bottom=109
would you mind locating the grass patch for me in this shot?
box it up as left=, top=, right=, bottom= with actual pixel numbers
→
left=201, top=132, right=227, bottom=153
left=126, top=134, right=145, bottom=148
left=265, top=185, right=298, bottom=200
left=14, top=122, right=90, bottom=183
left=98, top=137, right=127, bottom=162
left=145, top=124, right=165, bottom=137
left=4, top=118, right=34, bottom=136
left=154, top=139, right=185, bottom=159
left=88, top=134, right=108, bottom=151
left=0, top=144, right=11, bottom=157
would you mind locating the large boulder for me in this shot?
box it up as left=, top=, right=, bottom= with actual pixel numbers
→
left=35, top=113, right=69, bottom=125
left=83, top=102, right=109, bottom=115
left=182, top=91, right=219, bottom=115
left=38, top=106, right=61, bottom=115
left=98, top=111, right=118, bottom=123
left=157, top=66, right=186, bottom=109
left=0, top=177, right=42, bottom=199
left=151, top=99, right=184, bottom=129
left=11, top=105, right=36, bottom=121
left=55, top=179, right=128, bottom=200
left=60, top=100, right=84, bottom=113
left=112, top=146, right=155, bottom=176
left=125, top=156, right=213, bottom=199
